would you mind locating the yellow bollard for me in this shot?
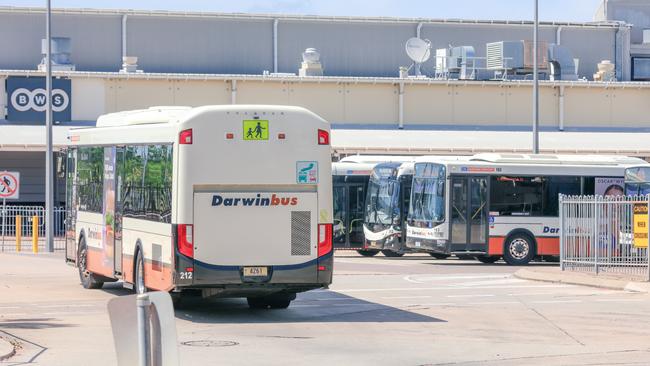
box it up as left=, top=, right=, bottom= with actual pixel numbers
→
left=32, top=215, right=38, bottom=254
left=15, top=215, right=21, bottom=252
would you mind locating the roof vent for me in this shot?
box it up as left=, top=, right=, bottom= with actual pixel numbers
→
left=120, top=56, right=143, bottom=73
left=299, top=48, right=323, bottom=77
left=38, top=37, right=75, bottom=71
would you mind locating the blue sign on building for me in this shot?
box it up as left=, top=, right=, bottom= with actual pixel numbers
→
left=6, top=76, right=72, bottom=123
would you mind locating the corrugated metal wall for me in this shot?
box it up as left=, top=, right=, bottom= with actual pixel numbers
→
left=126, top=16, right=273, bottom=74
left=0, top=13, right=121, bottom=71
left=0, top=11, right=618, bottom=79
left=0, top=151, right=65, bottom=205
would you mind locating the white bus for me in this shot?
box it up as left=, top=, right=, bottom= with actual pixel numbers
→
left=363, top=162, right=415, bottom=257
left=332, top=156, right=416, bottom=256
left=405, top=154, right=647, bottom=265
left=624, top=166, right=650, bottom=195
left=65, top=105, right=333, bottom=309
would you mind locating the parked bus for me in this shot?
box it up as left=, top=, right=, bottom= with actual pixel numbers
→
left=332, top=162, right=377, bottom=255
left=363, top=162, right=415, bottom=257
left=65, top=105, right=333, bottom=309
left=405, top=154, right=647, bottom=265
left=332, top=156, right=416, bottom=256
left=624, top=166, right=650, bottom=195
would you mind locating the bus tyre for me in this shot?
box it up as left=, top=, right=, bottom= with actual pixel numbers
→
left=503, top=234, right=536, bottom=266
left=381, top=250, right=405, bottom=257
left=134, top=250, right=147, bottom=294
left=477, top=256, right=500, bottom=264
left=78, top=238, right=103, bottom=289
left=357, top=250, right=379, bottom=257
left=429, top=253, right=450, bottom=259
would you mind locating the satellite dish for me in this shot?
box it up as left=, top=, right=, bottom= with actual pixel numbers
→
left=405, top=37, right=431, bottom=63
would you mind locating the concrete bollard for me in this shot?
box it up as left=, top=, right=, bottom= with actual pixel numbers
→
left=16, top=215, right=21, bottom=252
left=32, top=215, right=38, bottom=253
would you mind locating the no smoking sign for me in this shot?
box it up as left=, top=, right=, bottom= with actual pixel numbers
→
left=0, top=172, right=20, bottom=200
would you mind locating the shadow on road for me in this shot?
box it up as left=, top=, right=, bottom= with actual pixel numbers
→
left=0, top=317, right=75, bottom=329
left=174, top=290, right=445, bottom=324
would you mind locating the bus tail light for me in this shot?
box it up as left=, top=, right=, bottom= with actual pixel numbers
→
left=317, top=129, right=329, bottom=145
left=177, top=224, right=194, bottom=258
left=317, top=223, right=333, bottom=257
left=179, top=128, right=193, bottom=145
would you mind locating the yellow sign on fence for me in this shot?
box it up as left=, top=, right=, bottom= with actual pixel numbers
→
left=633, top=203, right=648, bottom=249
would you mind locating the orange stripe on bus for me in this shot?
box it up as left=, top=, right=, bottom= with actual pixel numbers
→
left=488, top=237, right=505, bottom=256
left=537, top=237, right=560, bottom=256
left=488, top=236, right=559, bottom=256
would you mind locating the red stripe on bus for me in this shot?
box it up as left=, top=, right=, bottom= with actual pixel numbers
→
left=488, top=237, right=505, bottom=256
left=489, top=236, right=559, bottom=256
left=537, top=237, right=560, bottom=256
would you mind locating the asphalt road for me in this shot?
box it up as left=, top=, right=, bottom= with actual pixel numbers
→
left=1, top=252, right=650, bottom=365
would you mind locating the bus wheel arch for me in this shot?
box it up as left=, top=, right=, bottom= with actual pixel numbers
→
left=503, top=230, right=537, bottom=266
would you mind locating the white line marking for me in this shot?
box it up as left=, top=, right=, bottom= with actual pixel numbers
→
left=447, top=294, right=495, bottom=298
left=468, top=301, right=521, bottom=305
left=530, top=300, right=582, bottom=304
left=382, top=295, right=432, bottom=299
left=36, top=304, right=97, bottom=308
left=595, top=298, right=645, bottom=303
left=404, top=274, right=511, bottom=283
left=0, top=306, right=21, bottom=309
left=332, top=284, right=572, bottom=293
left=409, top=303, right=457, bottom=307
left=1, top=313, right=27, bottom=317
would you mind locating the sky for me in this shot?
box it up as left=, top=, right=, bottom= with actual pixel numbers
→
left=0, top=0, right=605, bottom=22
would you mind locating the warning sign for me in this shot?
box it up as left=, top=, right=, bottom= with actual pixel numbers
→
left=0, top=171, right=20, bottom=200
left=243, top=120, right=269, bottom=141
left=633, top=203, right=648, bottom=249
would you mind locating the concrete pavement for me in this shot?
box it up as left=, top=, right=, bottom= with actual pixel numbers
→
left=1, top=252, right=650, bottom=365
left=515, top=266, right=650, bottom=293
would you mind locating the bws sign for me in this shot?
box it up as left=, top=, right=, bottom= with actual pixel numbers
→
left=6, top=77, right=71, bottom=123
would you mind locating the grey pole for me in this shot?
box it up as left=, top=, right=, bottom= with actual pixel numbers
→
left=45, top=0, right=54, bottom=252
left=532, top=0, right=539, bottom=154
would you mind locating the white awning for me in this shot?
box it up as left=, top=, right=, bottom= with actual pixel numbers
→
left=0, top=125, right=72, bottom=151
left=331, top=129, right=650, bottom=157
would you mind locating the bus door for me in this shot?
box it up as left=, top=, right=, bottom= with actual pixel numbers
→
left=114, top=147, right=124, bottom=274
left=65, top=148, right=77, bottom=263
left=399, top=178, right=412, bottom=242
left=333, top=183, right=366, bottom=249
left=450, top=176, right=489, bottom=252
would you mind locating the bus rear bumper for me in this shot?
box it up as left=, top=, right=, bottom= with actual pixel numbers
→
left=175, top=255, right=333, bottom=297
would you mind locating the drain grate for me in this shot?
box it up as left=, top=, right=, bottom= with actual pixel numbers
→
left=181, top=340, right=239, bottom=347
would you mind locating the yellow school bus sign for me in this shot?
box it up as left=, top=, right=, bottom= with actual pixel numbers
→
left=633, top=203, right=649, bottom=249
left=243, top=120, right=269, bottom=140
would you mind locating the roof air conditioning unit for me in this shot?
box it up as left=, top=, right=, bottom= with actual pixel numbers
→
left=38, top=37, right=75, bottom=72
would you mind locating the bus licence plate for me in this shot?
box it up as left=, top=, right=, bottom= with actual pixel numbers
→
left=243, top=267, right=268, bottom=277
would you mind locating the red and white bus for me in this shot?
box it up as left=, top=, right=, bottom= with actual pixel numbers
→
left=405, top=154, right=647, bottom=265
left=65, top=105, right=333, bottom=308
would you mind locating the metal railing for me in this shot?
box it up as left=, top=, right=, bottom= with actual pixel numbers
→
left=559, top=195, right=650, bottom=280
left=0, top=205, right=66, bottom=252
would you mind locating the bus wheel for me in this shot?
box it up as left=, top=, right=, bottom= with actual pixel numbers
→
left=503, top=234, right=536, bottom=265
left=476, top=256, right=500, bottom=264
left=78, top=238, right=103, bottom=289
left=429, top=253, right=450, bottom=259
left=381, top=250, right=405, bottom=257
left=134, top=250, right=147, bottom=294
left=357, top=250, right=379, bottom=257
